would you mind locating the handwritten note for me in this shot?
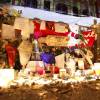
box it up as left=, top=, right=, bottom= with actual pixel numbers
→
left=2, top=24, right=15, bottom=39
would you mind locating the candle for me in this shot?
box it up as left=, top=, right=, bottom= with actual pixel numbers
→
left=59, top=69, right=66, bottom=78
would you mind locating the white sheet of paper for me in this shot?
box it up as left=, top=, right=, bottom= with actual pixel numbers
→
left=0, top=69, right=15, bottom=88
left=55, top=53, right=65, bottom=68
left=69, top=24, right=79, bottom=34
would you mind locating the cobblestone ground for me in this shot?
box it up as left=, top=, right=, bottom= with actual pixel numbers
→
left=0, top=80, right=100, bottom=100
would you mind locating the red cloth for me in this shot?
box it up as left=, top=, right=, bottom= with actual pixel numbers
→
left=5, top=44, right=17, bottom=68
left=33, top=20, right=41, bottom=39
left=33, top=21, right=40, bottom=32
left=82, top=31, right=95, bottom=47
left=40, top=30, right=69, bottom=37
left=33, top=20, right=70, bottom=39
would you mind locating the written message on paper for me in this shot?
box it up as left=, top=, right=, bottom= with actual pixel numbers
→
left=2, top=24, right=15, bottom=39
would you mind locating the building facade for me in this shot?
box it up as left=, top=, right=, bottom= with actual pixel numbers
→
left=9, top=0, right=100, bottom=17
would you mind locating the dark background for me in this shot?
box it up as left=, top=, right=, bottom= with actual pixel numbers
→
left=0, top=0, right=11, bottom=3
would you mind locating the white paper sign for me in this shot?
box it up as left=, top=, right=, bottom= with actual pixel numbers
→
left=26, top=61, right=44, bottom=72
left=0, top=69, right=15, bottom=88
left=69, top=24, right=79, bottom=34
left=0, top=69, right=15, bottom=81
left=55, top=53, right=65, bottom=68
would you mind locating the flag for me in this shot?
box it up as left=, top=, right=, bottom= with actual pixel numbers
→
left=33, top=20, right=69, bottom=39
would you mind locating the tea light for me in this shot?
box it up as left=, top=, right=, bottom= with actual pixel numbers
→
left=59, top=69, right=66, bottom=78
left=93, top=63, right=100, bottom=75
left=53, top=74, right=58, bottom=79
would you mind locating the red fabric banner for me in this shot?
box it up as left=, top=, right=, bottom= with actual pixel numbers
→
left=33, top=20, right=95, bottom=47
left=33, top=20, right=41, bottom=39
left=82, top=31, right=95, bottom=47
left=33, top=20, right=70, bottom=39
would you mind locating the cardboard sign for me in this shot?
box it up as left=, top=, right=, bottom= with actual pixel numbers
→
left=55, top=22, right=69, bottom=33
left=46, top=35, right=68, bottom=46
left=2, top=24, right=15, bottom=39
left=14, top=17, right=29, bottom=30
left=18, top=40, right=33, bottom=66
left=14, top=17, right=31, bottom=39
